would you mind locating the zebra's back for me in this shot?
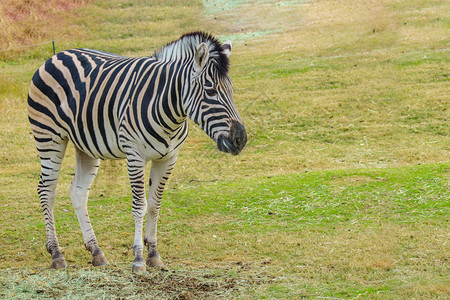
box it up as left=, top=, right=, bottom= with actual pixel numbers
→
left=28, top=49, right=159, bottom=160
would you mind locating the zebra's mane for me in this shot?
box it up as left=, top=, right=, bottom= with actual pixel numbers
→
left=154, top=32, right=229, bottom=76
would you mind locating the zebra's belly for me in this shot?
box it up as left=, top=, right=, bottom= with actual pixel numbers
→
left=63, top=124, right=127, bottom=160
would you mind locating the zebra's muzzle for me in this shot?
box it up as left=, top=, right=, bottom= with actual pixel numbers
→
left=217, top=120, right=247, bottom=155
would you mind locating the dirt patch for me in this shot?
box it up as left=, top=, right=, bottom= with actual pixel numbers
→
left=135, top=269, right=239, bottom=298
left=203, top=0, right=309, bottom=42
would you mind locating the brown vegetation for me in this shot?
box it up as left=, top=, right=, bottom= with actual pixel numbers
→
left=0, top=0, right=90, bottom=58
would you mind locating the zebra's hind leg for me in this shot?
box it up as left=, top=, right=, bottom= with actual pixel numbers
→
left=70, top=148, right=109, bottom=267
left=37, top=138, right=68, bottom=269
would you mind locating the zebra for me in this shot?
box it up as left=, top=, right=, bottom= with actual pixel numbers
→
left=27, top=32, right=247, bottom=272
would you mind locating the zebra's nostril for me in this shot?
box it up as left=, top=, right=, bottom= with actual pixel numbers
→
left=230, top=120, right=247, bottom=150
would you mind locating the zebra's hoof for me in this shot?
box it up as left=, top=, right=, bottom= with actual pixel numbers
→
left=146, top=256, right=164, bottom=267
left=132, top=262, right=146, bottom=273
left=92, top=254, right=109, bottom=267
left=51, top=257, right=67, bottom=269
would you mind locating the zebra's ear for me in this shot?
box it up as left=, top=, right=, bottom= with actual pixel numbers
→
left=221, top=41, right=232, bottom=57
left=194, top=42, right=209, bottom=72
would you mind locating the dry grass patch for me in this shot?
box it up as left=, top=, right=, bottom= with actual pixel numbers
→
left=0, top=0, right=90, bottom=59
left=0, top=265, right=274, bottom=299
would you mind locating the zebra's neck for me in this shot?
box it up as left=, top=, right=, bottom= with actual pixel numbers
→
left=154, top=32, right=226, bottom=70
left=154, top=34, right=203, bottom=62
left=148, top=59, right=189, bottom=130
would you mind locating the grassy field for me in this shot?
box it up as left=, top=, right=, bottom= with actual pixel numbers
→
left=0, top=0, right=449, bottom=298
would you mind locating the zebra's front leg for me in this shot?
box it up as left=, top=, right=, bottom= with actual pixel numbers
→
left=145, top=155, right=177, bottom=267
left=127, top=152, right=148, bottom=273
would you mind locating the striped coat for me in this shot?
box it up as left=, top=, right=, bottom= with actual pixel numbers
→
left=28, top=32, right=247, bottom=272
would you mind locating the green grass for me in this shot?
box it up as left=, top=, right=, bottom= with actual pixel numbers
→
left=0, top=0, right=449, bottom=298
left=0, top=163, right=449, bottom=298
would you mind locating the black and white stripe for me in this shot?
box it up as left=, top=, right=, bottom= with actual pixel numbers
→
left=27, top=32, right=247, bottom=272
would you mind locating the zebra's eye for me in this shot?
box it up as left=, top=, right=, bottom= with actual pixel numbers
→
left=204, top=83, right=218, bottom=97
left=205, top=88, right=217, bottom=97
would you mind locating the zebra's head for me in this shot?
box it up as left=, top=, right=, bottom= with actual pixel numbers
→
left=184, top=33, right=247, bottom=155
